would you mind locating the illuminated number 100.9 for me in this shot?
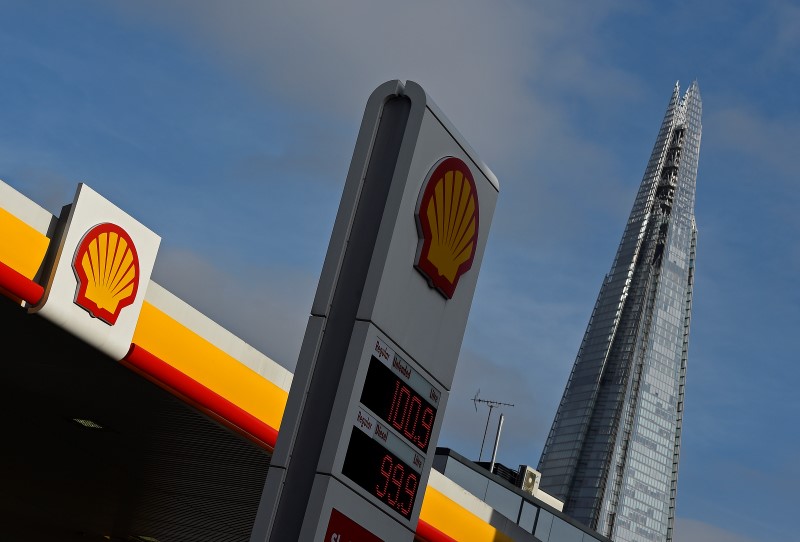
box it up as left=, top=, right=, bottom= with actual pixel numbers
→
left=387, top=380, right=435, bottom=451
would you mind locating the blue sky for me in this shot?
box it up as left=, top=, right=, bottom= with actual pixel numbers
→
left=1, top=1, right=797, bottom=540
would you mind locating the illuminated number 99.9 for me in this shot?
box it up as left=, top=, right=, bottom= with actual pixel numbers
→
left=374, top=453, right=419, bottom=516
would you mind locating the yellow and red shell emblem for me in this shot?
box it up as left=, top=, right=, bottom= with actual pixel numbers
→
left=72, top=223, right=140, bottom=325
left=415, top=157, right=479, bottom=299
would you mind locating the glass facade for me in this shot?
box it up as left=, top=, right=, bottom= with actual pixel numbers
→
left=538, top=83, right=701, bottom=542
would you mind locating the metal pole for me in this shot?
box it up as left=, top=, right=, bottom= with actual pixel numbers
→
left=489, top=413, right=505, bottom=475
left=478, top=404, right=494, bottom=462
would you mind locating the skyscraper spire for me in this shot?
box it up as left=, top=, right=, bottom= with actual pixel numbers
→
left=538, top=83, right=702, bottom=542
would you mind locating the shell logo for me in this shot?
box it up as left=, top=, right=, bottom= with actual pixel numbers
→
left=415, top=157, right=479, bottom=299
left=71, top=223, right=140, bottom=325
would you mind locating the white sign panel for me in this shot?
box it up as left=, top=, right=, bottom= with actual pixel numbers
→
left=33, top=184, right=160, bottom=359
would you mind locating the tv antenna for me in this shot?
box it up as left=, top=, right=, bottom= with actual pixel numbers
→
left=473, top=389, right=514, bottom=462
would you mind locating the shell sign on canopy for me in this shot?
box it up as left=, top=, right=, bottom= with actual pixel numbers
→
left=34, top=184, right=160, bottom=360
left=414, top=157, right=479, bottom=299
left=72, top=223, right=140, bottom=325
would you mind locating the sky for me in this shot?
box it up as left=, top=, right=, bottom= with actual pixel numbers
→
left=1, top=1, right=797, bottom=541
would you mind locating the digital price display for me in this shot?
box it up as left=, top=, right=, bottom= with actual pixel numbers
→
left=342, top=426, right=421, bottom=519
left=340, top=337, right=443, bottom=521
left=359, top=351, right=440, bottom=453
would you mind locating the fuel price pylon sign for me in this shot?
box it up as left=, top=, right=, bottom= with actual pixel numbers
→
left=251, top=80, right=499, bottom=542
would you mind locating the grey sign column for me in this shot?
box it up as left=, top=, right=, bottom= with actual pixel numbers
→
left=251, top=80, right=499, bottom=542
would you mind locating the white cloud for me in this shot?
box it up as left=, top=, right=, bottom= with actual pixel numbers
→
left=439, top=347, right=556, bottom=467
left=151, top=246, right=316, bottom=370
left=749, top=0, right=800, bottom=70
left=674, top=517, right=761, bottom=542
left=96, top=1, right=656, bottom=475
left=708, top=105, right=799, bottom=178
left=105, top=0, right=640, bottom=176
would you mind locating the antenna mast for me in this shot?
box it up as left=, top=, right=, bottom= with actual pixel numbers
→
left=472, top=390, right=514, bottom=462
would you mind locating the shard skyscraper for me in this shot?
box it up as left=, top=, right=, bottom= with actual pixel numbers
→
left=538, top=82, right=701, bottom=542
